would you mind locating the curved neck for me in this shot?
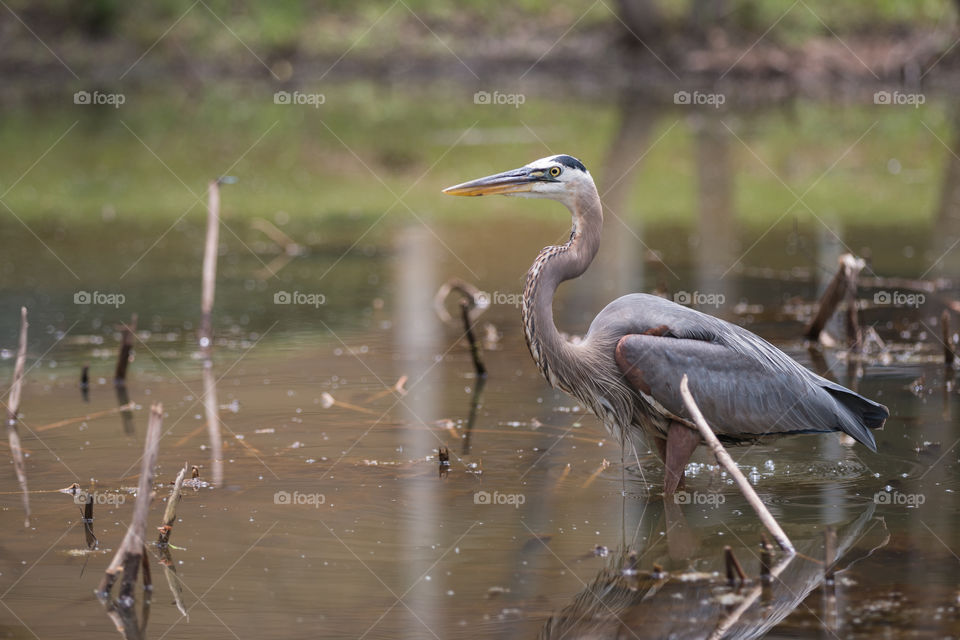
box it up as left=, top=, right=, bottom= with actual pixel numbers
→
left=521, top=183, right=603, bottom=386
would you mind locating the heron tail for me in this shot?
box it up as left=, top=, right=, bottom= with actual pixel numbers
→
left=822, top=384, right=889, bottom=452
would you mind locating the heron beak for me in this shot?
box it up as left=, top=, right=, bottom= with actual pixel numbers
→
left=442, top=167, right=540, bottom=196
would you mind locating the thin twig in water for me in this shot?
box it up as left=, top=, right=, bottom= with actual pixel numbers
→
left=320, top=392, right=378, bottom=415
left=679, top=374, right=795, bottom=554
left=724, top=545, right=747, bottom=586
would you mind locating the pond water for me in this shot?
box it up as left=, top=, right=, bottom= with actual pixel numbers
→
left=1, top=84, right=959, bottom=639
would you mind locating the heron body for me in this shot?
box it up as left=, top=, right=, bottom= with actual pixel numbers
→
left=444, top=154, right=888, bottom=494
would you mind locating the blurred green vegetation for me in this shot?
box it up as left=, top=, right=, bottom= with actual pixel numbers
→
left=0, top=82, right=947, bottom=231
left=3, top=0, right=955, bottom=68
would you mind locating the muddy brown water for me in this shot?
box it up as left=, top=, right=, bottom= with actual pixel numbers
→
left=2, top=109, right=960, bottom=637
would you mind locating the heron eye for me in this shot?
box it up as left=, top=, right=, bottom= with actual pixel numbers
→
left=549, top=166, right=562, bottom=177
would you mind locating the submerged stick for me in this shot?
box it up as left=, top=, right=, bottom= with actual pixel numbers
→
left=460, top=299, right=487, bottom=378
left=824, top=526, right=837, bottom=584
left=35, top=403, right=136, bottom=432
left=679, top=375, right=795, bottom=554
left=943, top=309, right=955, bottom=367
left=6, top=306, right=30, bottom=527
left=708, top=552, right=795, bottom=640
left=199, top=180, right=220, bottom=354
left=759, top=534, right=774, bottom=583
left=804, top=253, right=864, bottom=346
left=158, top=462, right=188, bottom=546
left=461, top=376, right=486, bottom=455
left=98, top=403, right=163, bottom=605
left=114, top=314, right=138, bottom=387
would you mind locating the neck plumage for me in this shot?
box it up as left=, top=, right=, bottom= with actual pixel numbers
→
left=521, top=184, right=603, bottom=389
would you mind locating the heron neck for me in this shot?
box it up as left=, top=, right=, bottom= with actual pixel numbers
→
left=521, top=185, right=603, bottom=385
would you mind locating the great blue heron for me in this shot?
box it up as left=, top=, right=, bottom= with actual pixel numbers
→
left=443, top=154, right=888, bottom=495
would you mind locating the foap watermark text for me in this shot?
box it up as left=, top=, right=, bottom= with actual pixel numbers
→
left=75, top=290, right=125, bottom=308
left=274, top=490, right=326, bottom=507
left=474, top=490, right=525, bottom=508
left=274, top=291, right=326, bottom=308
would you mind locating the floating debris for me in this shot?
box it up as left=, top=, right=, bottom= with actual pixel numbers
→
left=438, top=447, right=450, bottom=478
left=485, top=586, right=511, bottom=599
left=183, top=465, right=209, bottom=490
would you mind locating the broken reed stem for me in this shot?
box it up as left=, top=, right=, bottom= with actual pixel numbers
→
left=202, top=360, right=223, bottom=487
left=943, top=310, right=955, bottom=367
left=114, top=314, right=138, bottom=386
left=724, top=545, right=747, bottom=586
left=804, top=253, right=864, bottom=346
left=6, top=306, right=30, bottom=527
left=844, top=267, right=862, bottom=352
left=679, top=375, right=795, bottom=554
left=460, top=299, right=487, bottom=378
left=199, top=179, right=220, bottom=355
left=433, top=277, right=488, bottom=326
left=158, top=462, right=188, bottom=546
left=98, top=402, right=163, bottom=605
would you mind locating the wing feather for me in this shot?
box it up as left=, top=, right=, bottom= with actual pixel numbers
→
left=604, top=295, right=887, bottom=450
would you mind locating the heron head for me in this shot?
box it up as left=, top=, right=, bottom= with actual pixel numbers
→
left=443, top=154, right=592, bottom=205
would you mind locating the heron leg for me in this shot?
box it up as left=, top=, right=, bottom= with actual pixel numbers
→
left=663, top=421, right=700, bottom=495
left=652, top=437, right=667, bottom=462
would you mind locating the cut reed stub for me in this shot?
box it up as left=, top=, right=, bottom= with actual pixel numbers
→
left=97, top=403, right=163, bottom=606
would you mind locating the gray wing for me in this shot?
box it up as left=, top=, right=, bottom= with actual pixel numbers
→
left=603, top=294, right=886, bottom=450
